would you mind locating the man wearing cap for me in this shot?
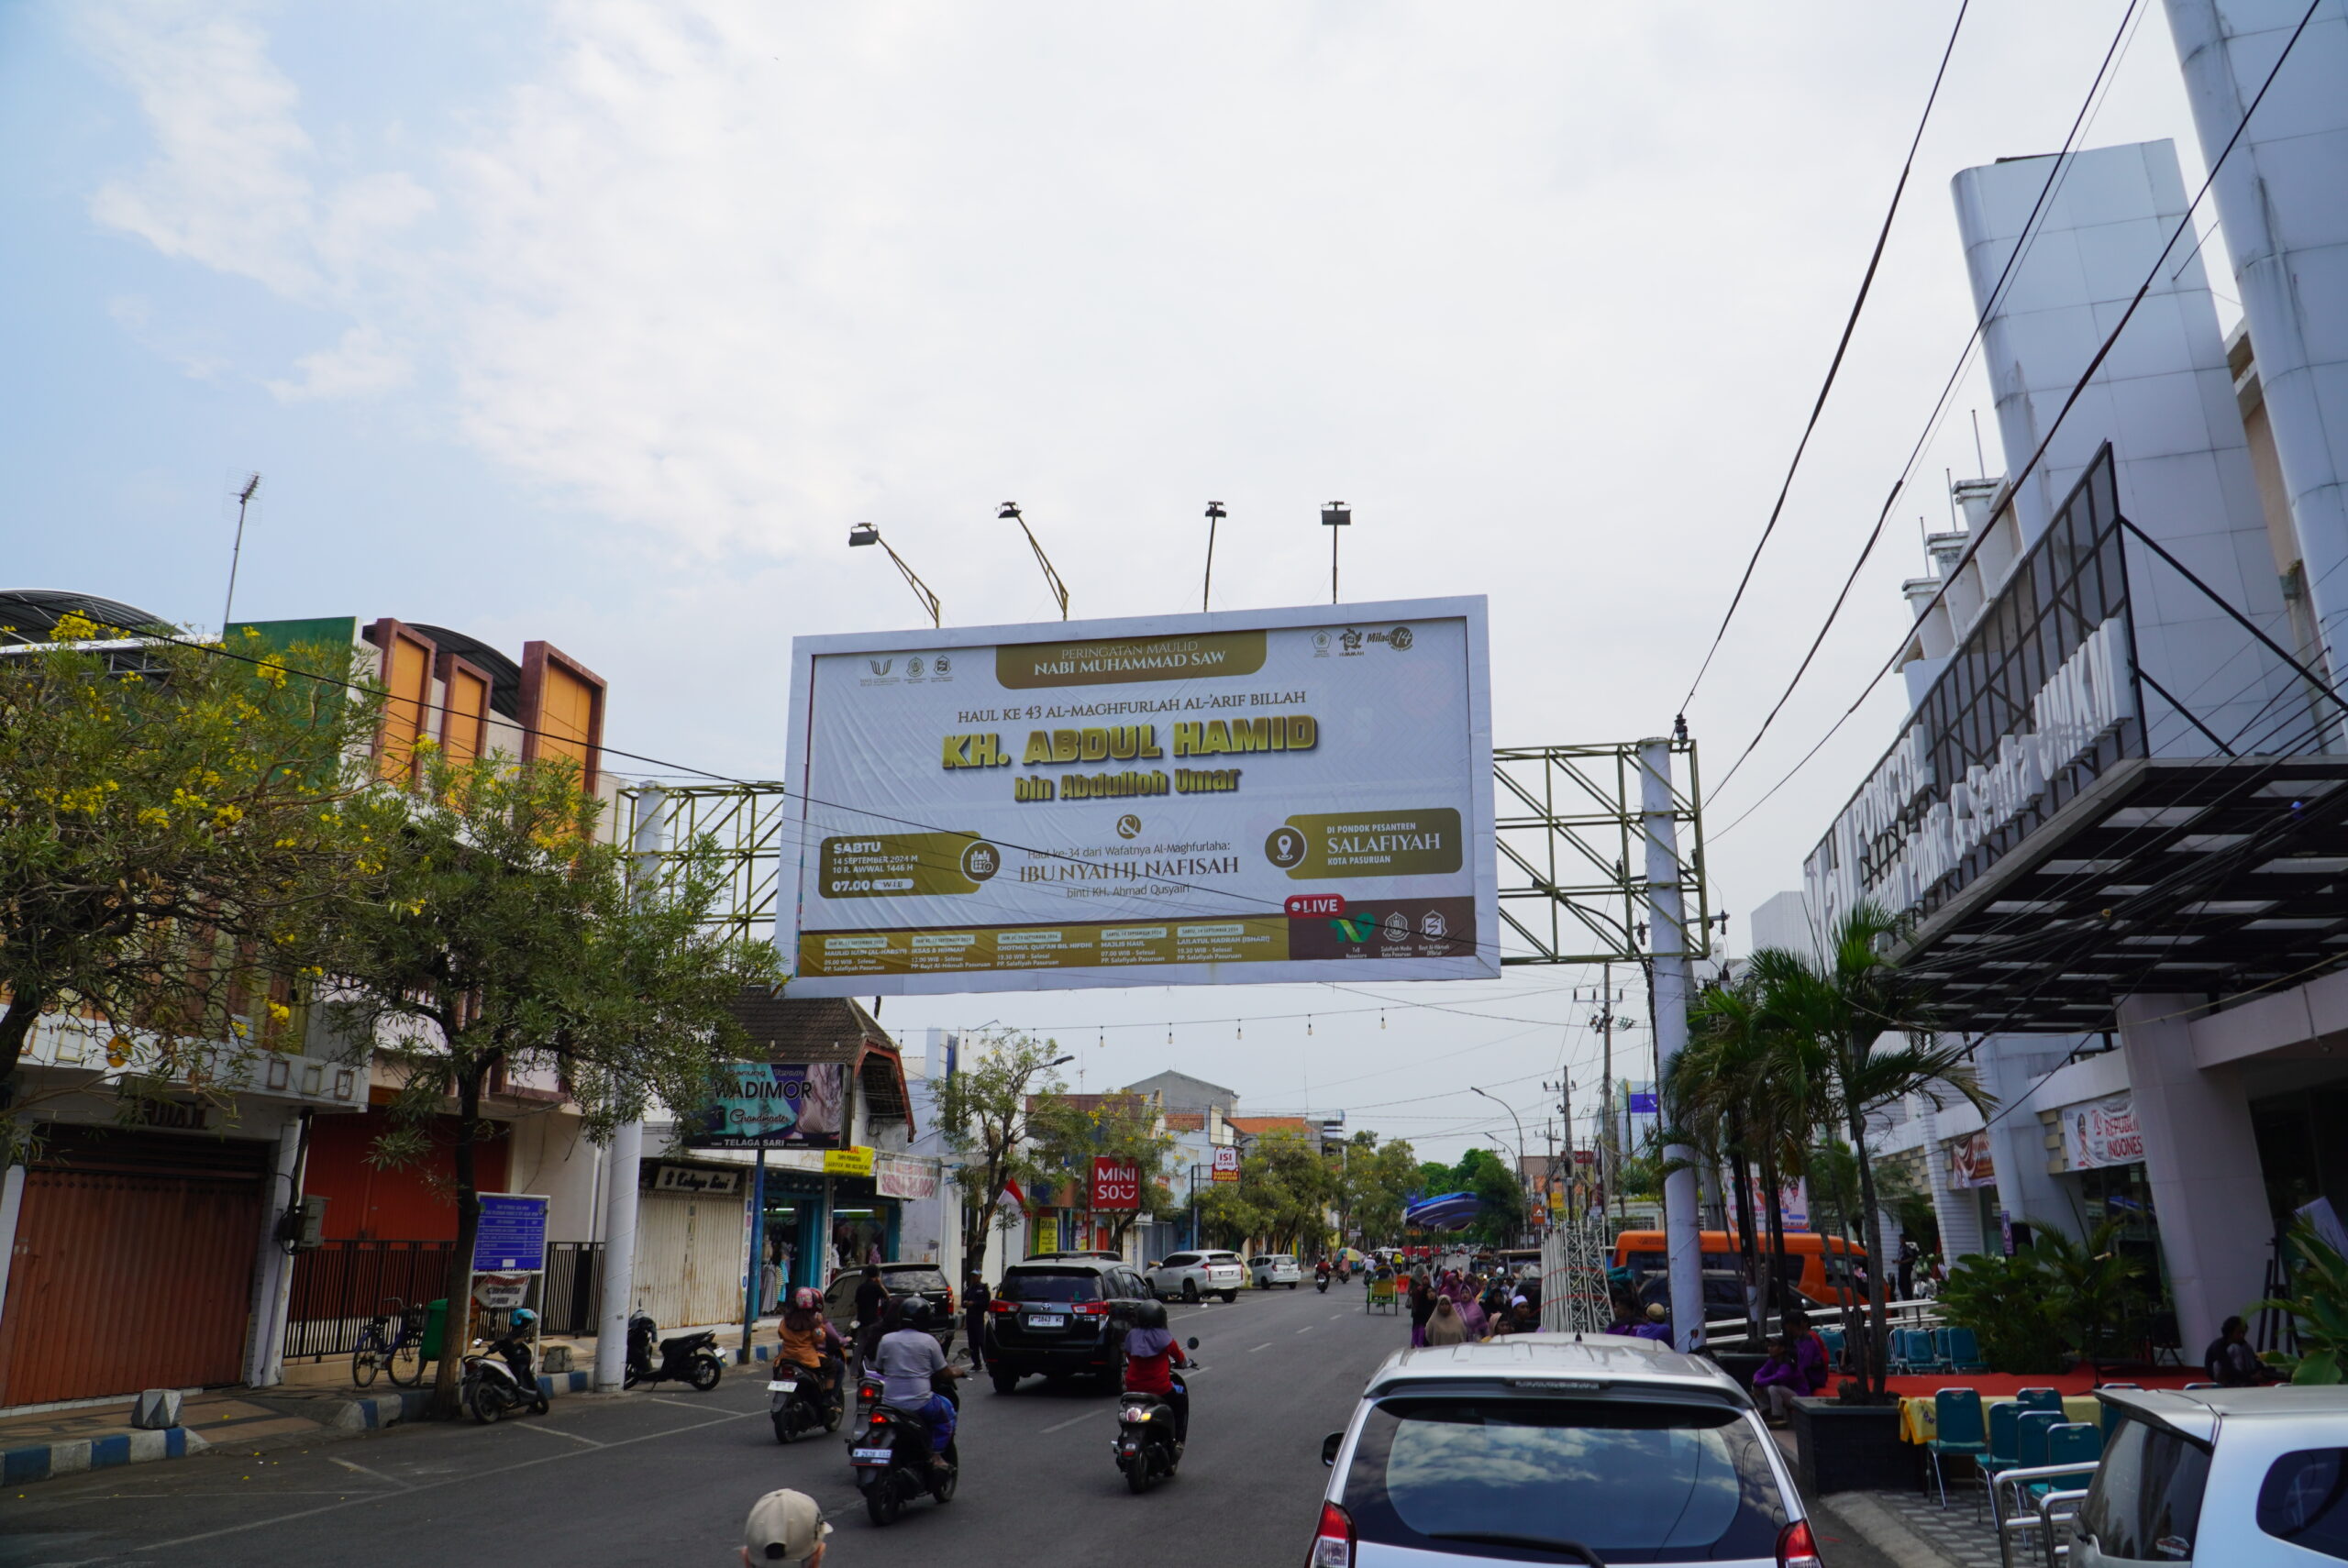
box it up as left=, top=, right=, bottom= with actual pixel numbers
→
left=743, top=1489, right=830, bottom=1567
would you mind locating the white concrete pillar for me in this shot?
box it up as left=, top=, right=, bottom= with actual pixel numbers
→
left=1918, top=1095, right=1988, bottom=1262
left=1982, top=1039, right=2085, bottom=1243
left=593, top=1119, right=644, bottom=1392
left=243, top=1114, right=307, bottom=1387
left=1639, top=739, right=1703, bottom=1352
left=2165, top=0, right=2348, bottom=692
left=0, top=1164, right=28, bottom=1337
left=2116, top=994, right=2272, bottom=1354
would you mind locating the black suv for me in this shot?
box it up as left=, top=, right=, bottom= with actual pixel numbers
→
left=822, top=1263, right=956, bottom=1350
left=982, top=1256, right=1151, bottom=1396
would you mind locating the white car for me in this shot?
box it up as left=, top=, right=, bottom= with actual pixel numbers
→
left=1312, top=1334, right=1820, bottom=1568
left=1251, top=1253, right=1303, bottom=1289
left=2060, top=1385, right=2348, bottom=1566
left=1147, top=1250, right=1246, bottom=1304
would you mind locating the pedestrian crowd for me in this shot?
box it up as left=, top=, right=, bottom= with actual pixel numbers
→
left=1404, top=1264, right=1540, bottom=1347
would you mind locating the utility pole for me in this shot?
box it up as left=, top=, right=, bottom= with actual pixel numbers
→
left=1321, top=502, right=1349, bottom=603
left=1640, top=734, right=1701, bottom=1353
left=222, top=473, right=260, bottom=633
left=1201, top=501, right=1226, bottom=613
left=1577, top=966, right=1636, bottom=1232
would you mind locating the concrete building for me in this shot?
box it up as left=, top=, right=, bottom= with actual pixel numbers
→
left=1767, top=6, right=2348, bottom=1359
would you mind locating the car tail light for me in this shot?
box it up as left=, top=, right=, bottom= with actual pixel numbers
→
left=1074, top=1301, right=1109, bottom=1316
left=989, top=1298, right=1016, bottom=1313
left=1309, top=1501, right=1354, bottom=1568
left=1778, top=1518, right=1822, bottom=1568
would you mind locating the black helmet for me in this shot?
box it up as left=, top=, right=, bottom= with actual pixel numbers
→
left=900, top=1297, right=936, bottom=1329
left=1135, top=1299, right=1168, bottom=1331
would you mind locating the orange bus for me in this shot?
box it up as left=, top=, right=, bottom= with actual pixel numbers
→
left=1611, top=1230, right=1869, bottom=1309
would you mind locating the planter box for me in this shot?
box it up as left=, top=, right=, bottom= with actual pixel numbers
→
left=1791, top=1398, right=1911, bottom=1496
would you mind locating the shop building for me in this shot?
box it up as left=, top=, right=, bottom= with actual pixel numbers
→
left=1760, top=4, right=2348, bottom=1360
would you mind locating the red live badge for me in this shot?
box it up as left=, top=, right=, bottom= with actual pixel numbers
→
left=1285, top=894, right=1346, bottom=917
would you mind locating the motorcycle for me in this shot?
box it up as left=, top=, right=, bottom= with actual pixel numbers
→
left=1315, top=1265, right=1331, bottom=1295
left=624, top=1310, right=724, bottom=1392
left=1113, top=1337, right=1200, bottom=1494
left=847, top=1397, right=958, bottom=1526
left=462, top=1333, right=549, bottom=1423
left=769, top=1358, right=843, bottom=1443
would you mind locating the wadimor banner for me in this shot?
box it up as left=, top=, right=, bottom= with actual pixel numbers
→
left=777, top=599, right=1496, bottom=996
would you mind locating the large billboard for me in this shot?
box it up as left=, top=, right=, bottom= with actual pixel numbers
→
left=777, top=598, right=1496, bottom=996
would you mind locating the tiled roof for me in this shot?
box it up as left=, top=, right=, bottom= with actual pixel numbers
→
left=1165, top=1112, right=1206, bottom=1133
left=1227, top=1116, right=1314, bottom=1136
left=723, top=988, right=910, bottom=1126
left=1024, top=1091, right=1157, bottom=1116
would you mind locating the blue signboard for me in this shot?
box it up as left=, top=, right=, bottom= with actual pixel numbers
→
left=472, top=1193, right=548, bottom=1272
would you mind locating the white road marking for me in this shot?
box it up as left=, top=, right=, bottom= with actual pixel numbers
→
left=1249, top=1343, right=1272, bottom=1353
left=324, top=1456, right=410, bottom=1488
left=501, top=1420, right=604, bottom=1448
left=1296, top=1326, right=1312, bottom=1334
left=1041, top=1408, right=1102, bottom=1433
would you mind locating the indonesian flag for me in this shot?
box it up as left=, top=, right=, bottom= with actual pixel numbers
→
left=1003, top=1177, right=1029, bottom=1211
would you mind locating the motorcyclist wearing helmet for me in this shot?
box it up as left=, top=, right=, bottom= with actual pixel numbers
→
left=493, top=1306, right=538, bottom=1386
left=778, top=1286, right=847, bottom=1413
left=872, top=1297, right=960, bottom=1471
left=1121, top=1299, right=1191, bottom=1446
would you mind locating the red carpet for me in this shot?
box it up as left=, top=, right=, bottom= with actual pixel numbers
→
left=1885, top=1368, right=2204, bottom=1397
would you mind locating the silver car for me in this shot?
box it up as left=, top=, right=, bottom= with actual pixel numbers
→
left=1251, top=1253, right=1303, bottom=1289
left=2066, top=1386, right=2348, bottom=1566
left=1147, top=1250, right=1246, bottom=1304
left=1313, top=1334, right=1819, bottom=1568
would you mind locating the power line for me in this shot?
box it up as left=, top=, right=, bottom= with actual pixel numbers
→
left=1678, top=0, right=1971, bottom=715
left=1711, top=0, right=2318, bottom=820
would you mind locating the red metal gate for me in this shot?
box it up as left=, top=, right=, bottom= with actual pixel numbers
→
left=0, top=1167, right=265, bottom=1406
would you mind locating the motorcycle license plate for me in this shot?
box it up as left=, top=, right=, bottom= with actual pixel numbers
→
left=852, top=1447, right=893, bottom=1463
left=767, top=1380, right=796, bottom=1394
left=1027, top=1314, right=1066, bottom=1329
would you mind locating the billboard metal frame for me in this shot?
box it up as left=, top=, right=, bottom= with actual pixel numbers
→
left=621, top=734, right=1707, bottom=972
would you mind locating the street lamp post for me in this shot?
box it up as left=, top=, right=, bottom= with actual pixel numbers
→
left=1201, top=501, right=1226, bottom=613
left=1321, top=502, right=1350, bottom=604
left=847, top=523, right=942, bottom=627
left=999, top=502, right=1070, bottom=620
left=1472, top=1087, right=1530, bottom=1243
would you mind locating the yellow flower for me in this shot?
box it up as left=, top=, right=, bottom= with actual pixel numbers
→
left=138, top=807, right=171, bottom=827
left=265, top=1000, right=291, bottom=1024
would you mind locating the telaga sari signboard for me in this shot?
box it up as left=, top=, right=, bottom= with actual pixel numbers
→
left=778, top=599, right=1497, bottom=996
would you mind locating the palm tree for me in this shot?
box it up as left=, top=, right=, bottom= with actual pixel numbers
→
left=1747, top=901, right=1990, bottom=1398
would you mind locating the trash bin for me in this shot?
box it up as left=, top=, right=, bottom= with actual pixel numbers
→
left=421, top=1297, right=450, bottom=1364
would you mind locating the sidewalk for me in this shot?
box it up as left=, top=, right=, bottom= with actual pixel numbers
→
left=0, top=1314, right=781, bottom=1488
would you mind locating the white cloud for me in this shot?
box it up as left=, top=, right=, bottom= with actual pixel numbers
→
left=266, top=324, right=412, bottom=402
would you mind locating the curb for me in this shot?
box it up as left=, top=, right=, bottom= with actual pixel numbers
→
left=1822, top=1491, right=1968, bottom=1568
left=2, top=1425, right=206, bottom=1485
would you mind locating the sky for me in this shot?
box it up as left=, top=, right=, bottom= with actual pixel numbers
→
left=0, top=0, right=2229, bottom=1164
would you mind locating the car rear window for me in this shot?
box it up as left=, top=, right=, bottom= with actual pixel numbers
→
left=2258, top=1448, right=2348, bottom=1560
left=999, top=1270, right=1102, bottom=1303
left=1341, top=1396, right=1787, bottom=1563
left=885, top=1268, right=949, bottom=1293
left=2080, top=1419, right=2210, bottom=1562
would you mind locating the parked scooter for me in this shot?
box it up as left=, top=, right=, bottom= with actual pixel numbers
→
left=1113, top=1336, right=1201, bottom=1494
left=624, top=1310, right=724, bottom=1391
left=770, top=1357, right=844, bottom=1443
left=462, top=1308, right=550, bottom=1423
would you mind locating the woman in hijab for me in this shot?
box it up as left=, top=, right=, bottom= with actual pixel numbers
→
left=1425, top=1295, right=1468, bottom=1346
left=1407, top=1272, right=1437, bottom=1348
left=1456, top=1288, right=1489, bottom=1342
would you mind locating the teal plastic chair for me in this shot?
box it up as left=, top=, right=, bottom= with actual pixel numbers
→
left=1925, top=1388, right=1988, bottom=1509
left=2024, top=1422, right=2104, bottom=1506
left=1981, top=1400, right=2023, bottom=1475
left=1819, top=1326, right=1845, bottom=1359
left=2014, top=1409, right=2060, bottom=1470
left=2015, top=1386, right=2064, bottom=1414
left=1943, top=1326, right=1988, bottom=1373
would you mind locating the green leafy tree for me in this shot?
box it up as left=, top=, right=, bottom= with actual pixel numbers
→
left=1029, top=1090, right=1181, bottom=1249
left=2034, top=1220, right=2147, bottom=1375
left=1199, top=1129, right=1336, bottom=1254
left=1339, top=1133, right=1421, bottom=1248
left=1937, top=1251, right=2069, bottom=1375
left=1746, top=903, right=1988, bottom=1397
left=327, top=747, right=774, bottom=1418
left=932, top=1031, right=1069, bottom=1270
left=0, top=618, right=384, bottom=1149
left=2254, top=1218, right=2348, bottom=1385
left=1451, top=1147, right=1527, bottom=1248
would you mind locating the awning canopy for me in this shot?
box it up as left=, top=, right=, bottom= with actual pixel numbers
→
left=1897, top=755, right=2348, bottom=1032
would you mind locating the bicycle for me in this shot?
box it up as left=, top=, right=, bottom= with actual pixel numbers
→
left=352, top=1297, right=427, bottom=1388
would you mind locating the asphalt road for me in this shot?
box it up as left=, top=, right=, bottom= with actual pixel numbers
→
left=0, top=1280, right=1401, bottom=1568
